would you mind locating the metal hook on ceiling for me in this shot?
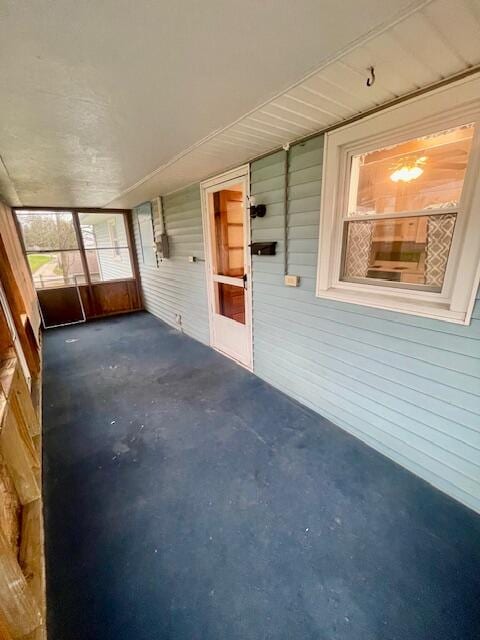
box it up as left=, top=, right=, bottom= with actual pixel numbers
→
left=366, top=66, right=375, bottom=87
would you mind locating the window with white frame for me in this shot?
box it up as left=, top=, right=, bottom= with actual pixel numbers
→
left=316, top=76, right=480, bottom=324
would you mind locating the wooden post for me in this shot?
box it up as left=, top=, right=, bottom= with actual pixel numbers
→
left=125, top=210, right=143, bottom=311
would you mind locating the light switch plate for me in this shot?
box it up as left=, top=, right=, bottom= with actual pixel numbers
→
left=284, top=274, right=300, bottom=287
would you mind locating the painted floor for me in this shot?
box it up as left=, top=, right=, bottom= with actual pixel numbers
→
left=43, top=311, right=480, bottom=640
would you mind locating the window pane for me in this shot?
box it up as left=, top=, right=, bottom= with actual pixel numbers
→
left=79, top=212, right=129, bottom=249
left=85, top=248, right=133, bottom=282
left=342, top=214, right=456, bottom=291
left=350, top=124, right=474, bottom=216
left=137, top=210, right=157, bottom=267
left=211, top=188, right=245, bottom=278
left=28, top=251, right=87, bottom=289
left=17, top=212, right=78, bottom=251
left=214, top=283, right=245, bottom=324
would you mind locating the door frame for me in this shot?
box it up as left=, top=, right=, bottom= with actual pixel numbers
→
left=200, top=164, right=253, bottom=370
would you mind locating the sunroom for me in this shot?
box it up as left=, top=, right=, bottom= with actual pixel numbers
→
left=0, top=1, right=479, bottom=639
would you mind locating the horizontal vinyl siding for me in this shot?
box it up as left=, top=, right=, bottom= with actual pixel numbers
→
left=251, top=135, right=480, bottom=513
left=133, top=186, right=209, bottom=345
left=94, top=221, right=133, bottom=281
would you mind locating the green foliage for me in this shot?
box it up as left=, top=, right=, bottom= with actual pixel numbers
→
left=21, top=213, right=77, bottom=251
left=27, top=253, right=52, bottom=272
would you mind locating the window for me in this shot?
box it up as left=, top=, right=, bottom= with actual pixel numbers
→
left=343, top=125, right=473, bottom=292
left=17, top=211, right=87, bottom=289
left=78, top=212, right=133, bottom=282
left=17, top=210, right=135, bottom=289
left=136, top=203, right=158, bottom=267
left=316, top=77, right=480, bottom=324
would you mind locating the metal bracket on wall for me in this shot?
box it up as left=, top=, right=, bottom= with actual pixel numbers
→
left=249, top=203, right=267, bottom=219
left=154, top=196, right=170, bottom=259
left=283, top=144, right=290, bottom=276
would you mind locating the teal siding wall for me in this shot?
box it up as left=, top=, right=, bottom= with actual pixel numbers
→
left=251, top=135, right=480, bottom=513
left=133, top=186, right=209, bottom=345
left=132, top=135, right=480, bottom=512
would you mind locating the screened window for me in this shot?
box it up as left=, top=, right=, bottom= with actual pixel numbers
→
left=17, top=210, right=135, bottom=289
left=17, top=211, right=87, bottom=289
left=137, top=205, right=158, bottom=267
left=78, top=212, right=133, bottom=282
left=108, top=219, right=121, bottom=257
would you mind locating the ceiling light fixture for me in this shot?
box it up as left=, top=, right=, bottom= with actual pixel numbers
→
left=390, top=156, right=427, bottom=183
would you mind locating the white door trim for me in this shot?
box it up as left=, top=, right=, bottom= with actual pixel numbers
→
left=200, top=164, right=253, bottom=370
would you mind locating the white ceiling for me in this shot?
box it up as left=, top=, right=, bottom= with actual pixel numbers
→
left=1, top=0, right=479, bottom=209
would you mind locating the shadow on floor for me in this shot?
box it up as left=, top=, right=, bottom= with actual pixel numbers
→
left=43, top=311, right=480, bottom=640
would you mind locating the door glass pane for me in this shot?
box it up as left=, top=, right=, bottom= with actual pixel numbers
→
left=211, top=187, right=245, bottom=277
left=28, top=251, right=87, bottom=289
left=78, top=212, right=129, bottom=249
left=349, top=124, right=474, bottom=216
left=214, top=283, right=245, bottom=324
left=342, top=213, right=456, bottom=291
left=17, top=211, right=78, bottom=251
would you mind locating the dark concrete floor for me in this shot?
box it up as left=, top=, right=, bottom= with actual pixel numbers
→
left=43, top=311, right=480, bottom=640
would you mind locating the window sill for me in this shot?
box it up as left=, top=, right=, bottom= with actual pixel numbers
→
left=316, top=286, right=468, bottom=325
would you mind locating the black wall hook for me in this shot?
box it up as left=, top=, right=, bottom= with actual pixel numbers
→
left=366, top=66, right=375, bottom=87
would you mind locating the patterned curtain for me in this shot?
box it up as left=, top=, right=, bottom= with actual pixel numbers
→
left=425, top=214, right=456, bottom=288
left=343, top=221, right=374, bottom=278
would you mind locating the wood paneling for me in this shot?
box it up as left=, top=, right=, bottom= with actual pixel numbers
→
left=19, top=500, right=46, bottom=615
left=0, top=357, right=45, bottom=639
left=0, top=453, right=20, bottom=555
left=0, top=206, right=45, bottom=638
left=91, top=280, right=140, bottom=315
left=0, top=402, right=40, bottom=506
left=0, top=612, right=14, bottom=640
left=36, top=279, right=141, bottom=326
left=79, top=280, right=141, bottom=318
left=0, top=527, right=42, bottom=638
left=0, top=204, right=39, bottom=336
left=0, top=202, right=41, bottom=376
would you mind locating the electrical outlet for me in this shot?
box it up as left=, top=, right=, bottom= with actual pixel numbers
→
left=284, top=274, right=300, bottom=287
left=188, top=256, right=197, bottom=263
left=175, top=313, right=182, bottom=326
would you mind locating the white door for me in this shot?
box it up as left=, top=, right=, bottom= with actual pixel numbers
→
left=201, top=166, right=252, bottom=369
